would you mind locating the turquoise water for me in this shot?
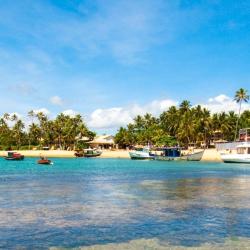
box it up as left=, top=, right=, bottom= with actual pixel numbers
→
left=0, top=158, right=250, bottom=249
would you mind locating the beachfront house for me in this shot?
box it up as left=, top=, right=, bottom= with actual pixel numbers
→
left=87, top=135, right=115, bottom=149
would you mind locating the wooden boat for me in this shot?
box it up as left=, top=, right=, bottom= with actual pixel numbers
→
left=182, top=150, right=205, bottom=161
left=74, top=151, right=84, bottom=157
left=154, top=147, right=182, bottom=161
left=129, top=147, right=154, bottom=160
left=37, top=157, right=52, bottom=165
left=154, top=147, right=204, bottom=161
left=83, top=148, right=102, bottom=158
left=4, top=152, right=24, bottom=160
left=220, top=143, right=250, bottom=163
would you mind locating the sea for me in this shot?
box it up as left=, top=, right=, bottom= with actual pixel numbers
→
left=0, top=158, right=250, bottom=249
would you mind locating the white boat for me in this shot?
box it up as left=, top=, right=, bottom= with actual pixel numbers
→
left=129, top=147, right=154, bottom=160
left=185, top=150, right=205, bottom=161
left=220, top=143, right=250, bottom=163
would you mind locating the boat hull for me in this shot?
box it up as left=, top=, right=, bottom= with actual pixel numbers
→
left=84, top=152, right=102, bottom=158
left=183, top=150, right=204, bottom=161
left=4, top=156, right=24, bottom=160
left=37, top=160, right=52, bottom=165
left=154, top=156, right=181, bottom=161
left=221, top=154, right=250, bottom=163
left=129, top=152, right=153, bottom=160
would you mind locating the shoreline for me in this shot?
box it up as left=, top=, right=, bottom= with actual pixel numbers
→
left=0, top=149, right=222, bottom=162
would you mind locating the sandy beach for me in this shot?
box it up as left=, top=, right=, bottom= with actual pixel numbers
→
left=0, top=149, right=222, bottom=162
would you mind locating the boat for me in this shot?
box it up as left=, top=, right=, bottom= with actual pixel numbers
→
left=74, top=150, right=84, bottom=157
left=154, top=147, right=182, bottom=161
left=154, top=147, right=204, bottom=161
left=183, top=150, right=205, bottom=161
left=129, top=147, right=154, bottom=160
left=83, top=148, right=102, bottom=158
left=4, top=152, right=24, bottom=160
left=37, top=157, right=52, bottom=165
left=220, top=143, right=250, bottom=163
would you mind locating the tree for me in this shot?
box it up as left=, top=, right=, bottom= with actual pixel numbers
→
left=234, top=88, right=249, bottom=140
left=12, top=119, right=25, bottom=149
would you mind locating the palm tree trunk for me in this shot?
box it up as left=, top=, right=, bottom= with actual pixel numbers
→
left=234, top=100, right=242, bottom=141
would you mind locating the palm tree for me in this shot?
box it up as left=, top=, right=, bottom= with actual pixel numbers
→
left=179, top=100, right=191, bottom=114
left=234, top=88, right=249, bottom=141
left=3, top=113, right=10, bottom=121
left=11, top=113, right=18, bottom=122
left=28, top=110, right=35, bottom=124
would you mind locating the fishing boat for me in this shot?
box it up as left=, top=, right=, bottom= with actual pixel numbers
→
left=220, top=143, right=250, bottom=163
left=154, top=147, right=204, bottom=161
left=129, top=147, right=154, bottom=160
left=74, top=150, right=84, bottom=157
left=83, top=148, right=102, bottom=158
left=154, top=147, right=182, bottom=161
left=4, top=152, right=24, bottom=160
left=37, top=156, right=52, bottom=165
left=183, top=150, right=205, bottom=161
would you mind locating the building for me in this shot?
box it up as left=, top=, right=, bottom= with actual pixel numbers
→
left=87, top=135, right=115, bottom=149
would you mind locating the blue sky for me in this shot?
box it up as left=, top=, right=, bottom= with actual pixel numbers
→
left=0, top=0, right=249, bottom=133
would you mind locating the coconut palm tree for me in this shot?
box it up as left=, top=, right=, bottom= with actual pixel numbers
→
left=234, top=88, right=249, bottom=141
left=3, top=113, right=10, bottom=121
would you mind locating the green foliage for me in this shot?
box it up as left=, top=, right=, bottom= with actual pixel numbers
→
left=0, top=111, right=94, bottom=150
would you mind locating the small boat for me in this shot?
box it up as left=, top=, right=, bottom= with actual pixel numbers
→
left=83, top=148, right=102, bottom=158
left=220, top=143, right=250, bottom=163
left=37, top=157, right=52, bottom=165
left=74, top=151, right=84, bottom=157
left=4, top=152, right=24, bottom=160
left=129, top=147, right=154, bottom=160
left=183, top=150, right=205, bottom=161
left=154, top=147, right=204, bottom=161
left=154, top=147, right=182, bottom=161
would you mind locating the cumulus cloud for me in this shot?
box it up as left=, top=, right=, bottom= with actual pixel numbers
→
left=88, top=99, right=177, bottom=129
left=62, top=109, right=79, bottom=117
left=33, top=108, right=50, bottom=116
left=208, top=94, right=231, bottom=104
left=88, top=94, right=250, bottom=130
left=50, top=96, right=63, bottom=106
left=201, top=94, right=250, bottom=113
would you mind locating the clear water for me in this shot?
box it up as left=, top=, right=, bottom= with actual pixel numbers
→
left=0, top=158, right=250, bottom=249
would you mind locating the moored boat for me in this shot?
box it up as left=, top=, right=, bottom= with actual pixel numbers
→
left=37, top=157, right=52, bottom=165
left=154, top=147, right=182, bottom=161
left=74, top=151, right=84, bottom=157
left=220, top=143, right=250, bottom=163
left=4, top=152, right=24, bottom=160
left=129, top=147, right=154, bottom=160
left=83, top=148, right=102, bottom=158
left=183, top=150, right=205, bottom=161
left=154, top=147, right=204, bottom=161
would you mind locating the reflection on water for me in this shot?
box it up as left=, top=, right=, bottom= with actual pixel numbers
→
left=0, top=158, right=250, bottom=249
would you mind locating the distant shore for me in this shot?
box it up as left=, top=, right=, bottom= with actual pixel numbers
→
left=0, top=149, right=222, bottom=162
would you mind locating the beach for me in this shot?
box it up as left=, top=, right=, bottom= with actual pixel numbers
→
left=0, top=149, right=222, bottom=161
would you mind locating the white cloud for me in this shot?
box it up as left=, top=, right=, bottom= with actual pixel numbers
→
left=88, top=99, right=177, bottom=129
left=208, top=94, right=231, bottom=104
left=62, top=109, right=79, bottom=117
left=201, top=94, right=250, bottom=113
left=50, top=96, right=63, bottom=106
left=9, top=112, right=22, bottom=119
left=33, top=108, right=50, bottom=116
left=88, top=94, right=250, bottom=130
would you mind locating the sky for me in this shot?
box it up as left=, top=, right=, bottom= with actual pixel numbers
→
left=0, top=0, right=249, bottom=134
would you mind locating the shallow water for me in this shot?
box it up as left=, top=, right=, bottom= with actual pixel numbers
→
left=0, top=158, right=250, bottom=249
